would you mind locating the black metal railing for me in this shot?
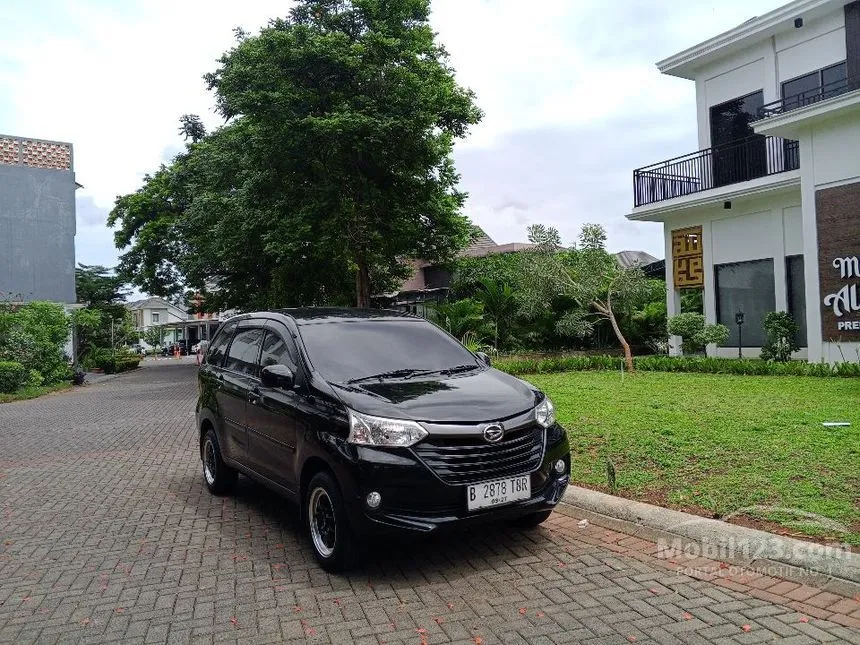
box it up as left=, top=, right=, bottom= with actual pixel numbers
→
left=757, top=74, right=860, bottom=120
left=633, top=135, right=799, bottom=207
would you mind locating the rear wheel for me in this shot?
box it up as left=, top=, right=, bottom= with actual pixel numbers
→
left=511, top=509, right=553, bottom=528
left=201, top=429, right=237, bottom=495
left=305, top=471, right=355, bottom=572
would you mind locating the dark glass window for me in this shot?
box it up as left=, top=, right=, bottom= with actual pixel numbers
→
left=821, top=61, right=847, bottom=90
left=224, top=328, right=264, bottom=375
left=709, top=91, right=766, bottom=186
left=298, top=319, right=478, bottom=383
left=782, top=61, right=848, bottom=110
left=259, top=331, right=298, bottom=371
left=715, top=259, right=776, bottom=347
left=786, top=255, right=808, bottom=347
left=206, top=321, right=237, bottom=366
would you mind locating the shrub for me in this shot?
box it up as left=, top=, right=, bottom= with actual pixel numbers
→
left=760, top=311, right=800, bottom=362
left=0, top=301, right=71, bottom=384
left=99, top=357, right=141, bottom=374
left=0, top=361, right=28, bottom=393
left=667, top=313, right=729, bottom=354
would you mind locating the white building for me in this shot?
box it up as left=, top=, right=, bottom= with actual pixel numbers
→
left=630, top=0, right=860, bottom=363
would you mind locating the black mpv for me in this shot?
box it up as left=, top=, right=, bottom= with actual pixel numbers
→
left=196, top=309, right=571, bottom=571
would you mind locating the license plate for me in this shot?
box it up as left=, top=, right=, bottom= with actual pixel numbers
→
left=467, top=475, right=530, bottom=511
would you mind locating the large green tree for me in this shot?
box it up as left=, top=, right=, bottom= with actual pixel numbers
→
left=109, top=0, right=482, bottom=309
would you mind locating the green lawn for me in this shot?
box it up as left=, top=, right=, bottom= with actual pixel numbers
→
left=525, top=371, right=860, bottom=545
left=0, top=382, right=72, bottom=404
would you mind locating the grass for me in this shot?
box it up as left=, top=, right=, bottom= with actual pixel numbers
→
left=0, top=382, right=73, bottom=404
left=523, top=371, right=860, bottom=545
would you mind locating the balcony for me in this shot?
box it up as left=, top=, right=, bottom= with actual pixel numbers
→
left=757, top=73, right=860, bottom=121
left=633, top=135, right=798, bottom=207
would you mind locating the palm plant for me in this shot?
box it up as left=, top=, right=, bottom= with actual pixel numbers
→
left=475, top=279, right=517, bottom=350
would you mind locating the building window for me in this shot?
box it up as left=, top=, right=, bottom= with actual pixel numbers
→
left=709, top=90, right=766, bottom=186
left=781, top=61, right=847, bottom=111
left=786, top=255, right=807, bottom=347
left=715, top=259, right=775, bottom=347
left=151, top=313, right=160, bottom=323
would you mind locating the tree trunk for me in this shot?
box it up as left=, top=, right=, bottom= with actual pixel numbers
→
left=607, top=308, right=634, bottom=374
left=355, top=257, right=371, bottom=308
left=598, top=291, right=634, bottom=373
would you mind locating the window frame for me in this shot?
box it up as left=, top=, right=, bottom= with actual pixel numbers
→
left=223, top=325, right=266, bottom=377
left=781, top=60, right=848, bottom=107
left=204, top=320, right=238, bottom=367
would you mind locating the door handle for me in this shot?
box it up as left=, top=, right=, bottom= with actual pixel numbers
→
left=248, top=387, right=262, bottom=405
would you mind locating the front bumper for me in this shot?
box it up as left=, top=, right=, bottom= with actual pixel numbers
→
left=339, top=424, right=571, bottom=535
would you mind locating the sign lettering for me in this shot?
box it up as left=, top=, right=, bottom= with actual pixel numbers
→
left=816, top=184, right=860, bottom=340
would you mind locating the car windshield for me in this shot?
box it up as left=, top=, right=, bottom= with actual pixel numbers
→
left=297, top=319, right=480, bottom=383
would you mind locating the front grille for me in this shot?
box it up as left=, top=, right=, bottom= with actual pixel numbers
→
left=412, top=425, right=545, bottom=485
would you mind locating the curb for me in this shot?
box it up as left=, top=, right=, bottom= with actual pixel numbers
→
left=559, top=486, right=860, bottom=597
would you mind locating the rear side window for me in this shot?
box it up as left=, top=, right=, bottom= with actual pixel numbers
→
left=206, top=321, right=237, bottom=366
left=224, top=328, right=264, bottom=376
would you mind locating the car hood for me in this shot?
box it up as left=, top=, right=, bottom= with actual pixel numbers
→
left=328, top=368, right=537, bottom=423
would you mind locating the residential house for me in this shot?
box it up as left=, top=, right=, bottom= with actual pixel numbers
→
left=127, top=296, right=230, bottom=348
left=0, top=134, right=78, bottom=303
left=629, top=0, right=860, bottom=363
left=373, top=229, right=537, bottom=314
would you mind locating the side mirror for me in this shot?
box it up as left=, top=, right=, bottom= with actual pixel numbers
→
left=475, top=351, right=491, bottom=367
left=260, top=364, right=294, bottom=389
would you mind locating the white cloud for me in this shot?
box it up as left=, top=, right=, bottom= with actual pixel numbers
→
left=0, top=0, right=787, bottom=269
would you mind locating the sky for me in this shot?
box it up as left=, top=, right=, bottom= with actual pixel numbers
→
left=0, top=0, right=786, bottom=271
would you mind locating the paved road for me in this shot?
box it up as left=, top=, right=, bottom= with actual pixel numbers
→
left=0, top=362, right=857, bottom=644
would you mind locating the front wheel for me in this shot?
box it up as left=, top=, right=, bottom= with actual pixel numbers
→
left=511, top=509, right=553, bottom=528
left=305, top=471, right=355, bottom=572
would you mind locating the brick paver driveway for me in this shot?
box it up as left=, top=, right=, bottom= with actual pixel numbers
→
left=0, top=361, right=857, bottom=644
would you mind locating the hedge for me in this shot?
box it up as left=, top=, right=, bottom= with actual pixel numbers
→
left=494, top=354, right=860, bottom=378
left=99, top=357, right=142, bottom=374
left=0, top=361, right=28, bottom=393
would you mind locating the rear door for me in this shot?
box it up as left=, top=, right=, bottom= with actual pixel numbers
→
left=218, top=325, right=265, bottom=465
left=245, top=322, right=302, bottom=491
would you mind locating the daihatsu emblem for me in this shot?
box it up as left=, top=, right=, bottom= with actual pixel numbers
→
left=483, top=424, right=504, bottom=443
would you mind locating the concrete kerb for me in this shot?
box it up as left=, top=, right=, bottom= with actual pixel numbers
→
left=558, top=486, right=860, bottom=597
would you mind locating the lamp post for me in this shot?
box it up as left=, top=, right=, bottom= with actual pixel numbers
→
left=735, top=310, right=745, bottom=359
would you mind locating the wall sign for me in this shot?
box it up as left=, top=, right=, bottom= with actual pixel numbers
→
left=816, top=183, right=860, bottom=339
left=671, top=226, right=703, bottom=288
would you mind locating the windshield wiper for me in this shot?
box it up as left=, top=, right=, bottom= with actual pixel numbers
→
left=346, top=368, right=436, bottom=384
left=438, top=364, right=481, bottom=376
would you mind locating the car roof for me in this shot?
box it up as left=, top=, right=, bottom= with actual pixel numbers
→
left=271, top=307, right=419, bottom=325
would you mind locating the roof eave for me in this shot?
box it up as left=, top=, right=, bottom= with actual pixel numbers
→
left=657, top=0, right=839, bottom=80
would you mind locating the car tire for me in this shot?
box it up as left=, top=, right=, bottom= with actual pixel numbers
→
left=305, top=471, right=355, bottom=572
left=201, top=429, right=237, bottom=495
left=511, top=509, right=553, bottom=528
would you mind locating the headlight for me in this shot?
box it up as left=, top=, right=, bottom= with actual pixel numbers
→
left=535, top=396, right=556, bottom=428
left=347, top=409, right=428, bottom=447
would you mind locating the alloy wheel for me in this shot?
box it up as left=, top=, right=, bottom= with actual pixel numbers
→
left=309, top=487, right=337, bottom=558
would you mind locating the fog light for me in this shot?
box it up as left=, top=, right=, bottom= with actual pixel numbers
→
left=554, top=459, right=566, bottom=475
left=366, top=491, right=382, bottom=509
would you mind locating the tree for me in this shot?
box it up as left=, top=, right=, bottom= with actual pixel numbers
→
left=73, top=265, right=135, bottom=364
left=75, top=264, right=129, bottom=311
left=428, top=299, right=486, bottom=341
left=109, top=0, right=482, bottom=310
left=178, top=114, right=206, bottom=143
left=521, top=223, right=651, bottom=372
